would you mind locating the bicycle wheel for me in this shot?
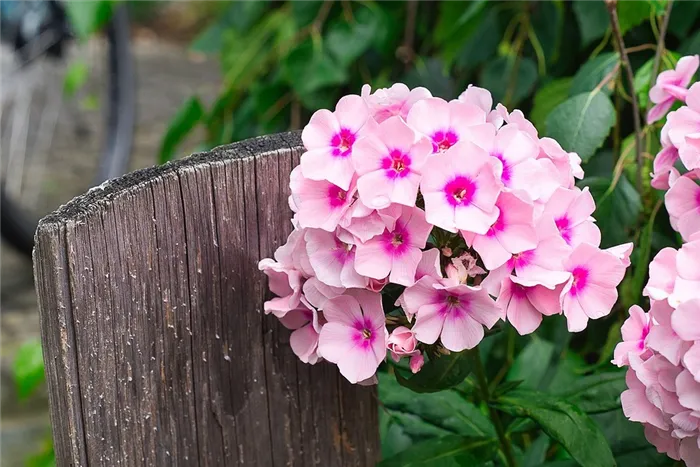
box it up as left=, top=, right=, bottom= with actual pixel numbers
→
left=0, top=4, right=135, bottom=257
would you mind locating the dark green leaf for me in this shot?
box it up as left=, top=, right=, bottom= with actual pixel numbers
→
left=617, top=1, right=652, bottom=34
left=629, top=201, right=662, bottom=304
left=681, top=30, right=700, bottom=57
left=507, top=338, right=555, bottom=389
left=531, top=78, right=573, bottom=132
left=495, top=390, right=615, bottom=467
left=158, top=97, right=205, bottom=164
left=546, top=91, right=616, bottom=162
left=394, top=349, right=473, bottom=393
left=379, top=436, right=497, bottom=467
left=14, top=339, right=45, bottom=400
left=633, top=58, right=654, bottom=109
left=544, top=351, right=587, bottom=394
left=650, top=0, right=668, bottom=16
left=556, top=372, right=626, bottom=414
left=479, top=56, right=538, bottom=107
left=573, top=1, right=609, bottom=46
left=434, top=1, right=488, bottom=65
left=190, top=2, right=269, bottom=54
left=455, top=7, right=501, bottom=71
left=579, top=175, right=641, bottom=247
left=570, top=53, right=619, bottom=96
left=281, top=41, right=348, bottom=105
left=669, top=1, right=700, bottom=39
left=493, top=380, right=524, bottom=398
left=380, top=373, right=495, bottom=438
left=531, top=1, right=563, bottom=64
left=326, top=8, right=380, bottom=66
left=64, top=1, right=113, bottom=40
left=403, top=58, right=455, bottom=100
left=522, top=434, right=550, bottom=467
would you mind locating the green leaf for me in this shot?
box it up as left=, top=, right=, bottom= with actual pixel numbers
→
left=669, top=1, right=700, bottom=38
left=379, top=436, right=497, bottom=467
left=570, top=53, right=619, bottom=96
left=281, top=41, right=348, bottom=105
left=506, top=337, right=555, bottom=389
left=455, top=7, right=502, bottom=71
left=556, top=372, right=626, bottom=414
left=617, top=1, right=652, bottom=34
left=63, top=61, right=89, bottom=98
left=573, top=1, right=609, bottom=46
left=531, top=1, right=563, bottom=64
left=380, top=373, right=495, bottom=438
left=633, top=58, right=654, bottom=109
left=326, top=7, right=380, bottom=66
left=158, top=97, right=205, bottom=164
left=64, top=1, right=113, bottom=40
left=495, top=390, right=615, bottom=467
left=434, top=0, right=488, bottom=65
left=404, top=58, right=455, bottom=101
left=522, top=434, right=550, bottom=467
left=546, top=91, right=616, bottom=162
left=649, top=0, right=668, bottom=16
left=14, top=339, right=45, bottom=400
left=479, top=56, right=538, bottom=107
left=681, top=30, right=700, bottom=57
left=629, top=201, right=662, bottom=303
left=394, top=350, right=474, bottom=393
left=531, top=78, right=573, bottom=132
left=579, top=175, right=641, bottom=247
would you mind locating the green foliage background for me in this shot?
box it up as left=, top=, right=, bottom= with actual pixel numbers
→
left=154, top=1, right=699, bottom=465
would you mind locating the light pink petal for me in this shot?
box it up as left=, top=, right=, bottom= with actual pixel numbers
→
left=605, top=242, right=634, bottom=268
left=665, top=175, right=700, bottom=219
left=577, top=282, right=618, bottom=320
left=340, top=257, right=369, bottom=288
left=677, top=239, right=700, bottom=279
left=335, top=94, right=371, bottom=133
left=621, top=305, right=648, bottom=341
left=318, top=322, right=356, bottom=363
left=416, top=249, right=442, bottom=280
left=521, top=281, right=564, bottom=316
left=399, top=276, right=439, bottom=316
left=390, top=248, right=423, bottom=287
left=647, top=325, right=687, bottom=366
left=457, top=85, right=493, bottom=113
left=498, top=278, right=543, bottom=335
left=354, top=237, right=392, bottom=280
left=562, top=284, right=590, bottom=332
left=671, top=298, right=700, bottom=341
left=407, top=97, right=452, bottom=138
left=677, top=370, right=700, bottom=412
left=472, top=233, right=512, bottom=270
left=454, top=204, right=500, bottom=236
left=676, top=56, right=700, bottom=88
left=440, top=313, right=485, bottom=352
left=336, top=343, right=383, bottom=384
left=683, top=343, right=700, bottom=382
left=290, top=324, right=320, bottom=364
left=647, top=100, right=675, bottom=124
left=464, top=287, right=501, bottom=328
left=352, top=134, right=388, bottom=175
left=644, top=247, right=678, bottom=300
left=302, top=109, right=340, bottom=149
left=412, top=302, right=446, bottom=345
left=300, top=148, right=355, bottom=191
left=323, top=295, right=364, bottom=326
left=423, top=192, right=458, bottom=233
left=356, top=170, right=396, bottom=209
left=450, top=101, right=487, bottom=129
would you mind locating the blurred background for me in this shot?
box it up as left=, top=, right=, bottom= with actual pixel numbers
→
left=0, top=1, right=698, bottom=466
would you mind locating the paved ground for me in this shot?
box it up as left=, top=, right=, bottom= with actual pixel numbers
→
left=1, top=38, right=220, bottom=466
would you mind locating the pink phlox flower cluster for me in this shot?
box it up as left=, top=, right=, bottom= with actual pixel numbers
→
left=615, top=237, right=700, bottom=465
left=260, top=83, right=631, bottom=384
left=649, top=55, right=700, bottom=241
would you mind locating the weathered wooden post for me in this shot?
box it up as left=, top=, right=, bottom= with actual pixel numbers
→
left=33, top=133, right=379, bottom=466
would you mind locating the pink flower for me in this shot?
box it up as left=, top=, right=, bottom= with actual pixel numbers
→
left=354, top=206, right=432, bottom=286
left=386, top=326, right=419, bottom=361
left=671, top=298, right=700, bottom=342
left=290, top=166, right=354, bottom=232
left=538, top=137, right=584, bottom=188
left=464, top=191, right=538, bottom=270
left=339, top=202, right=401, bottom=243
left=666, top=106, right=700, bottom=149
left=469, top=123, right=548, bottom=200
left=646, top=299, right=689, bottom=366
left=352, top=116, right=432, bottom=209
left=258, top=259, right=304, bottom=318
left=622, top=368, right=669, bottom=430
left=671, top=239, right=700, bottom=306
left=561, top=242, right=626, bottom=332
left=542, top=187, right=601, bottom=248
left=457, top=85, right=493, bottom=114
left=279, top=304, right=322, bottom=364
left=679, top=133, right=700, bottom=171
left=651, top=145, right=680, bottom=190
left=300, top=95, right=377, bottom=190
left=415, top=248, right=443, bottom=281
left=445, top=252, right=486, bottom=284
left=361, top=83, right=431, bottom=123
left=497, top=276, right=562, bottom=335
left=644, top=425, right=682, bottom=460
left=665, top=172, right=700, bottom=242
left=647, top=55, right=699, bottom=124
left=612, top=305, right=652, bottom=367
left=493, top=104, right=538, bottom=139
left=317, top=291, right=387, bottom=384
left=605, top=242, right=634, bottom=268
left=402, top=277, right=501, bottom=352
left=407, top=97, right=486, bottom=153
left=409, top=353, right=425, bottom=373
left=481, top=217, right=572, bottom=295
left=420, top=139, right=502, bottom=234
left=644, top=247, right=678, bottom=301
left=305, top=229, right=367, bottom=288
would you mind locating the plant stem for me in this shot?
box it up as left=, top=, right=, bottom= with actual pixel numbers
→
left=473, top=348, right=517, bottom=467
left=605, top=0, right=643, bottom=193
left=650, top=0, right=674, bottom=87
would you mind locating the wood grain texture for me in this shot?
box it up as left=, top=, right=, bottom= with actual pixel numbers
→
left=33, top=132, right=379, bottom=466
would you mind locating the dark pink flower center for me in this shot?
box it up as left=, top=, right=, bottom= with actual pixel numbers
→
left=381, top=149, right=412, bottom=179
left=638, top=324, right=650, bottom=350
left=432, top=130, right=458, bottom=152
left=331, top=128, right=356, bottom=157
left=491, top=152, right=512, bottom=183
left=570, top=266, right=589, bottom=296
left=512, top=283, right=527, bottom=299
left=444, top=176, right=476, bottom=207
left=555, top=216, right=572, bottom=244
left=352, top=318, right=375, bottom=349
left=510, top=249, right=534, bottom=269
left=332, top=238, right=353, bottom=264
left=487, top=212, right=506, bottom=237
left=695, top=189, right=700, bottom=211
left=382, top=224, right=411, bottom=256
left=439, top=293, right=467, bottom=318
left=327, top=184, right=348, bottom=208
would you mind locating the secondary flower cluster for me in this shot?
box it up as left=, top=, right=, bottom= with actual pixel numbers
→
left=614, top=235, right=700, bottom=465
left=649, top=54, right=700, bottom=241
left=259, top=83, right=632, bottom=384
